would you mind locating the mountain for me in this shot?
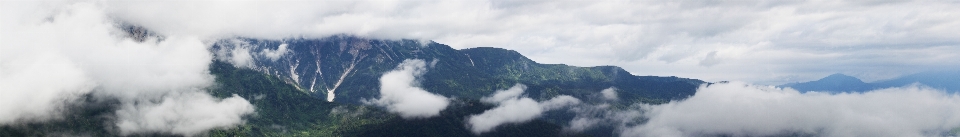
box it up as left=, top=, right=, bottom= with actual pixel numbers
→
left=219, top=36, right=706, bottom=105
left=782, top=72, right=960, bottom=93
left=205, top=61, right=587, bottom=137
left=2, top=28, right=707, bottom=136
left=1, top=61, right=582, bottom=136
left=781, top=73, right=874, bottom=93
left=872, top=70, right=960, bottom=92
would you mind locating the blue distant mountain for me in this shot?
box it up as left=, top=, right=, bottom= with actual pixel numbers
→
left=780, top=74, right=874, bottom=93
left=781, top=71, right=960, bottom=93
left=872, top=71, right=960, bottom=91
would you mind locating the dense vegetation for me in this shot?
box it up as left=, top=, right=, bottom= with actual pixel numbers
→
left=1, top=61, right=585, bottom=136
left=207, top=61, right=587, bottom=136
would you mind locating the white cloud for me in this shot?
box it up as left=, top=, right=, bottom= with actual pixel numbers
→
left=0, top=1, right=254, bottom=136
left=116, top=92, right=255, bottom=136
left=600, top=87, right=618, bottom=101
left=622, top=81, right=960, bottom=137
left=367, top=59, right=450, bottom=119
left=540, top=95, right=580, bottom=110
left=0, top=53, right=94, bottom=124
left=565, top=103, right=644, bottom=132
left=230, top=46, right=255, bottom=68
left=480, top=84, right=525, bottom=103
left=468, top=84, right=581, bottom=134
left=260, top=43, right=288, bottom=61
left=469, top=96, right=542, bottom=134
left=568, top=117, right=602, bottom=132
left=212, top=39, right=255, bottom=68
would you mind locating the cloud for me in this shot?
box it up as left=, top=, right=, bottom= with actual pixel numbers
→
left=260, top=43, right=289, bottom=61
left=212, top=39, right=256, bottom=68
left=367, top=59, right=450, bottom=119
left=467, top=84, right=581, bottom=134
left=560, top=87, right=629, bottom=131
left=116, top=92, right=255, bottom=136
left=0, top=52, right=95, bottom=124
left=0, top=1, right=254, bottom=136
left=565, top=104, right=643, bottom=132
left=85, top=0, right=960, bottom=84
left=622, top=81, right=960, bottom=137
left=480, top=84, right=526, bottom=103
left=600, top=87, right=618, bottom=101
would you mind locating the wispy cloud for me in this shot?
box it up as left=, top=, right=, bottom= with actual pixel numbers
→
left=468, top=84, right=581, bottom=134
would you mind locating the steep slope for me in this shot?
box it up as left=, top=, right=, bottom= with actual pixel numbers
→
left=205, top=61, right=392, bottom=136
left=208, top=60, right=584, bottom=136
left=217, top=36, right=706, bottom=106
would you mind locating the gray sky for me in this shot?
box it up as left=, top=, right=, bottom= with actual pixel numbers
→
left=101, top=0, right=960, bottom=84
left=14, top=0, right=960, bottom=84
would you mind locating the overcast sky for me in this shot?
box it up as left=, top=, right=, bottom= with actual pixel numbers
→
left=5, top=1, right=960, bottom=136
left=11, top=0, right=960, bottom=84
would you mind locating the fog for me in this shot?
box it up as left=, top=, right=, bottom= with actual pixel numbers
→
left=0, top=2, right=254, bottom=136
left=623, top=82, right=960, bottom=137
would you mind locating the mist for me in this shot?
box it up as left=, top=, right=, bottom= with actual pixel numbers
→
left=622, top=82, right=960, bottom=137
left=0, top=2, right=254, bottom=136
left=468, top=84, right=581, bottom=134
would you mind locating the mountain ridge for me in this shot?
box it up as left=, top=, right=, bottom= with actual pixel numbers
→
left=781, top=72, right=960, bottom=93
left=218, top=35, right=707, bottom=105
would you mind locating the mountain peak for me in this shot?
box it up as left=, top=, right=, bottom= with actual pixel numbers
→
left=781, top=73, right=871, bottom=93
left=819, top=73, right=863, bottom=83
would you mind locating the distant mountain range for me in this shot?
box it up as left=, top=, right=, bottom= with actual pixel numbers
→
left=781, top=71, right=960, bottom=93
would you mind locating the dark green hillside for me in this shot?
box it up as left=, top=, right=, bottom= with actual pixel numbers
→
left=461, top=47, right=702, bottom=103
left=0, top=95, right=119, bottom=136
left=208, top=60, right=584, bottom=137
left=1, top=61, right=580, bottom=136
left=206, top=61, right=393, bottom=136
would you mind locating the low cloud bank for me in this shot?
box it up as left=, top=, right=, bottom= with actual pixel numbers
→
left=468, top=84, right=581, bottom=134
left=116, top=92, right=254, bottom=135
left=367, top=59, right=450, bottom=119
left=565, top=104, right=644, bottom=133
left=564, top=87, right=642, bottom=132
left=1, top=2, right=254, bottom=136
left=623, top=81, right=960, bottom=137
